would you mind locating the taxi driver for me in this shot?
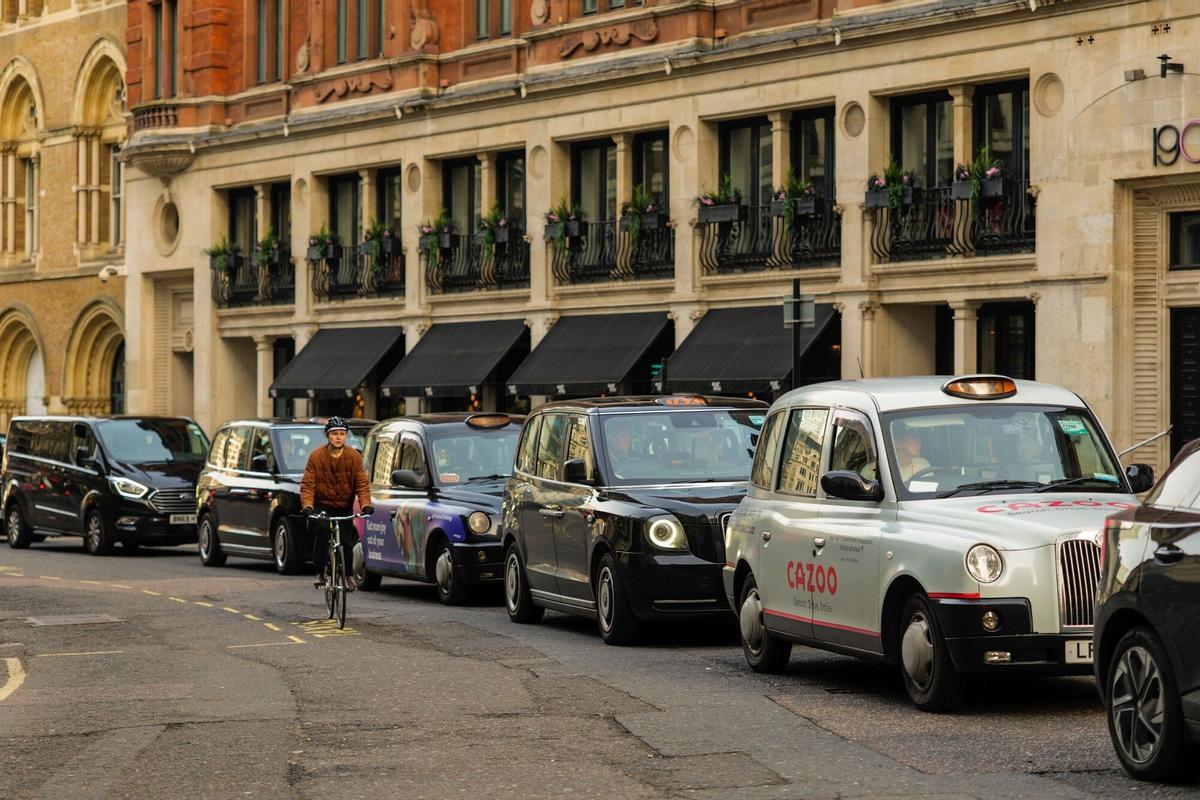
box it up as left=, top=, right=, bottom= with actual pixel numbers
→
left=893, top=423, right=930, bottom=482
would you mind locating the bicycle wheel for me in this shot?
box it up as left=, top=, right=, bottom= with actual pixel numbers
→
left=324, top=546, right=337, bottom=619
left=334, top=551, right=348, bottom=629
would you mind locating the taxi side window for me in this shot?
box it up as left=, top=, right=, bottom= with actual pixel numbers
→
left=397, top=434, right=427, bottom=476
left=516, top=416, right=542, bottom=475
left=535, top=414, right=568, bottom=481
left=830, top=416, right=877, bottom=481
left=1147, top=446, right=1200, bottom=509
left=750, top=411, right=785, bottom=490
left=208, top=428, right=230, bottom=468
left=249, top=429, right=275, bottom=473
left=564, top=415, right=592, bottom=480
left=371, top=435, right=397, bottom=485
left=778, top=409, right=828, bottom=496
left=225, top=427, right=252, bottom=471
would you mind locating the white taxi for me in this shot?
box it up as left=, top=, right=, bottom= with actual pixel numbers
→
left=723, top=375, right=1156, bottom=712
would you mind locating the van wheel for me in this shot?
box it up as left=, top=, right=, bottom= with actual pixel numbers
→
left=272, top=518, right=303, bottom=575
left=5, top=505, right=31, bottom=549
left=596, top=552, right=640, bottom=645
left=898, top=593, right=965, bottom=712
left=1107, top=626, right=1199, bottom=781
left=504, top=543, right=543, bottom=623
left=433, top=540, right=469, bottom=605
left=739, top=575, right=792, bottom=672
left=198, top=515, right=226, bottom=567
left=83, top=510, right=115, bottom=556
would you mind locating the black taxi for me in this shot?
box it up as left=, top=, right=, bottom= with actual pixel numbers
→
left=501, top=395, right=767, bottom=643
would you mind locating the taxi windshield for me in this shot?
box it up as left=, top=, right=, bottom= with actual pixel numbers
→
left=600, top=410, right=763, bottom=485
left=275, top=426, right=367, bottom=473
left=881, top=405, right=1124, bottom=499
left=428, top=427, right=520, bottom=486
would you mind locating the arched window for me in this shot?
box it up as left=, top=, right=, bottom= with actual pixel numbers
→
left=110, top=341, right=125, bottom=413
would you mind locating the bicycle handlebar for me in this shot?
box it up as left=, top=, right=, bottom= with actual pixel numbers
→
left=310, top=511, right=370, bottom=521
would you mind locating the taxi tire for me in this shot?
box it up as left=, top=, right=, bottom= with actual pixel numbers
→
left=504, top=543, right=543, bottom=623
left=198, top=515, right=227, bottom=567
left=272, top=518, right=303, bottom=575
left=433, top=540, right=470, bottom=605
left=354, top=542, right=383, bottom=591
left=5, top=504, right=31, bottom=549
left=739, top=575, right=792, bottom=673
left=898, top=593, right=964, bottom=713
left=83, top=509, right=115, bottom=556
left=596, top=552, right=640, bottom=645
left=1106, top=626, right=1199, bottom=782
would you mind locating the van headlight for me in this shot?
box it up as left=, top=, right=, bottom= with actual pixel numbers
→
left=965, top=544, right=1003, bottom=583
left=646, top=515, right=687, bottom=551
left=109, top=477, right=150, bottom=500
left=467, top=511, right=492, bottom=535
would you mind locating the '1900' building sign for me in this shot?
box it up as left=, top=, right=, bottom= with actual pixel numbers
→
left=1153, top=123, right=1200, bottom=166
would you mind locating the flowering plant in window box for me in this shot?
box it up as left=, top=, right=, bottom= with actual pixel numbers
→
left=696, top=175, right=743, bottom=223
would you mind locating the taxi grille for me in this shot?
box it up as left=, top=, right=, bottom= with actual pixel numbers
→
left=684, top=522, right=725, bottom=564
left=147, top=491, right=196, bottom=515
left=1057, top=538, right=1101, bottom=629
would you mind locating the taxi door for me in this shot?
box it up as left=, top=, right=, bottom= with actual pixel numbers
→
left=812, top=409, right=885, bottom=656
left=758, top=407, right=830, bottom=641
left=553, top=414, right=597, bottom=603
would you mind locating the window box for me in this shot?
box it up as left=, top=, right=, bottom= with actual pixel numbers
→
left=864, top=187, right=911, bottom=209
left=381, top=235, right=396, bottom=255
left=980, top=177, right=1004, bottom=199
left=697, top=204, right=744, bottom=223
left=769, top=198, right=816, bottom=217
left=494, top=226, right=511, bottom=244
left=950, top=182, right=973, bottom=201
left=418, top=233, right=439, bottom=252
left=619, top=212, right=661, bottom=231
left=544, top=221, right=581, bottom=241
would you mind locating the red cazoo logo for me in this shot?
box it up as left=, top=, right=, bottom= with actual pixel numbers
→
left=786, top=561, right=838, bottom=595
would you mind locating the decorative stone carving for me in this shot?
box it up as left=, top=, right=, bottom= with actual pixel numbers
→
left=410, top=0, right=440, bottom=50
left=297, top=38, right=310, bottom=73
left=557, top=19, right=658, bottom=59
left=315, top=74, right=394, bottom=103
left=530, top=0, right=549, bottom=25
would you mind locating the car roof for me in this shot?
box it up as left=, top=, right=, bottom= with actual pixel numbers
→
left=10, top=415, right=199, bottom=424
left=535, top=395, right=768, bottom=413
left=219, top=418, right=377, bottom=429
left=371, top=413, right=526, bottom=434
left=775, top=377, right=1086, bottom=414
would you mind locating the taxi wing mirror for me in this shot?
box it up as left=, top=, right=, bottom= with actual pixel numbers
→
left=1125, top=463, right=1154, bottom=494
left=392, top=468, right=428, bottom=489
left=821, top=470, right=884, bottom=503
left=562, top=458, right=591, bottom=485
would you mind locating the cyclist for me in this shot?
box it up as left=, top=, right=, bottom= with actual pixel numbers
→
left=300, top=417, right=373, bottom=591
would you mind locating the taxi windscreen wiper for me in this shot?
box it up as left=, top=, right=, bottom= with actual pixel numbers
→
left=462, top=474, right=509, bottom=483
left=936, top=480, right=1042, bottom=498
left=1032, top=476, right=1122, bottom=493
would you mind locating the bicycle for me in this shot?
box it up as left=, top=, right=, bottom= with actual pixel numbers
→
left=311, top=511, right=367, bottom=629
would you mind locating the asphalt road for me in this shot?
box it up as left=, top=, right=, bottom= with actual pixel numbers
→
left=1, top=537, right=1197, bottom=800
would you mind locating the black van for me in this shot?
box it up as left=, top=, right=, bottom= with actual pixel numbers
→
left=2, top=416, right=210, bottom=554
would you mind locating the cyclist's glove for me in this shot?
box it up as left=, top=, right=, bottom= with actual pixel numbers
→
left=361, top=505, right=375, bottom=515
left=302, top=506, right=315, bottom=516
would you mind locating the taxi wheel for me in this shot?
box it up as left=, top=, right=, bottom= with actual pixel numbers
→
left=596, top=552, right=640, bottom=645
left=1106, top=626, right=1199, bottom=781
left=739, top=575, right=791, bottom=673
left=83, top=510, right=115, bottom=556
left=899, top=594, right=964, bottom=712
left=353, top=541, right=382, bottom=591
left=198, top=515, right=226, bottom=567
left=272, top=518, right=303, bottom=575
left=433, top=540, right=470, bottom=605
left=504, top=544, right=543, bottom=624
left=5, top=504, right=31, bottom=549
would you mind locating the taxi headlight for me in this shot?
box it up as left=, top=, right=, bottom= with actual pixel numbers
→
left=965, top=544, right=1003, bottom=583
left=467, top=511, right=492, bottom=535
left=109, top=477, right=150, bottom=500
left=647, top=516, right=687, bottom=551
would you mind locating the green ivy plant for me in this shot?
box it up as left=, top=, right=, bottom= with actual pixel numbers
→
left=253, top=230, right=279, bottom=270
left=205, top=235, right=239, bottom=273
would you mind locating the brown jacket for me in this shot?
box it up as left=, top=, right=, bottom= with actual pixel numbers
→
left=300, top=445, right=371, bottom=511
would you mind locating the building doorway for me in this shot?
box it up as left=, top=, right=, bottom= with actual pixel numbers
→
left=1171, top=307, right=1200, bottom=457
left=25, top=346, right=46, bottom=415
left=978, top=302, right=1034, bottom=379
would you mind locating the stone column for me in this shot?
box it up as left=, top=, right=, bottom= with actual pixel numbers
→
left=480, top=151, right=497, bottom=213
left=359, top=168, right=375, bottom=236
left=254, top=335, right=274, bottom=417
left=768, top=111, right=791, bottom=184
left=673, top=119, right=710, bottom=301
left=254, top=183, right=267, bottom=239
left=4, top=148, right=16, bottom=253
left=950, top=300, right=980, bottom=375
left=291, top=325, right=317, bottom=417
left=859, top=301, right=878, bottom=378
left=949, top=85, right=975, bottom=166
left=76, top=135, right=88, bottom=244
left=89, top=134, right=102, bottom=245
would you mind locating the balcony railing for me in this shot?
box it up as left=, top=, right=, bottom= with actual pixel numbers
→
left=309, top=244, right=406, bottom=301
left=551, top=218, right=674, bottom=284
left=424, top=231, right=531, bottom=293
left=869, top=180, right=1036, bottom=263
left=132, top=103, right=179, bottom=132
left=211, top=252, right=295, bottom=308
left=699, top=198, right=841, bottom=275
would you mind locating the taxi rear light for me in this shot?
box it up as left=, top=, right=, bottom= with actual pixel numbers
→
left=656, top=395, right=707, bottom=406
left=465, top=414, right=512, bottom=429
left=942, top=375, right=1017, bottom=400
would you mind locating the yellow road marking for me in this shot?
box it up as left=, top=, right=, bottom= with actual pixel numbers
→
left=111, top=584, right=132, bottom=589
left=223, top=607, right=240, bottom=614
left=227, top=641, right=303, bottom=649
left=35, top=650, right=124, bottom=658
left=192, top=601, right=213, bottom=607
left=243, top=614, right=260, bottom=621
left=0, top=658, right=25, bottom=703
left=287, top=635, right=305, bottom=644
left=39, top=576, right=62, bottom=581
left=263, top=623, right=280, bottom=631
left=142, top=590, right=162, bottom=596
left=79, top=580, right=104, bottom=585
left=168, top=597, right=188, bottom=603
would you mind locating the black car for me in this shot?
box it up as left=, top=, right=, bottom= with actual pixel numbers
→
left=1095, top=441, right=1200, bottom=782
left=356, top=413, right=524, bottom=603
left=502, top=395, right=767, bottom=643
left=2, top=415, right=210, bottom=554
left=195, top=418, right=374, bottom=573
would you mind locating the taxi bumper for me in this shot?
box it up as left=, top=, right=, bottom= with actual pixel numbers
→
left=932, top=597, right=1093, bottom=675
left=450, top=541, right=504, bottom=584
left=619, top=551, right=729, bottom=621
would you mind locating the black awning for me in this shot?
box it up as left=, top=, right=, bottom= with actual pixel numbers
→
left=380, top=319, right=529, bottom=398
left=269, top=326, right=404, bottom=399
left=506, top=312, right=672, bottom=396
left=665, top=304, right=837, bottom=394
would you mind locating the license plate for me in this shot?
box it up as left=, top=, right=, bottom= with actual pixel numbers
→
left=169, top=514, right=197, bottom=525
left=1065, top=639, right=1093, bottom=664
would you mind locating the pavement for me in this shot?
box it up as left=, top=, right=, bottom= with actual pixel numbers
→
left=0, top=537, right=1197, bottom=799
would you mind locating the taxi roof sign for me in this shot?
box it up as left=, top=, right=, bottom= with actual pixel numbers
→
left=942, top=375, right=1017, bottom=400
left=465, top=414, right=513, bottom=429
left=656, top=395, right=708, bottom=407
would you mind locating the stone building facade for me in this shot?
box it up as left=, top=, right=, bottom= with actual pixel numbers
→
left=0, top=0, right=127, bottom=428
left=122, top=0, right=1200, bottom=472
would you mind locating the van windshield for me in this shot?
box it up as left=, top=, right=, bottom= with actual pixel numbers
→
left=96, top=419, right=209, bottom=465
left=880, top=405, right=1125, bottom=498
left=600, top=410, right=763, bottom=485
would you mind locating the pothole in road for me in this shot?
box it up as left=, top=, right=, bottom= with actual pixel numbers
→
left=26, top=614, right=125, bottom=627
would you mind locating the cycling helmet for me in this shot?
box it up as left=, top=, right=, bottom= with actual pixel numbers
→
left=324, top=416, right=349, bottom=434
